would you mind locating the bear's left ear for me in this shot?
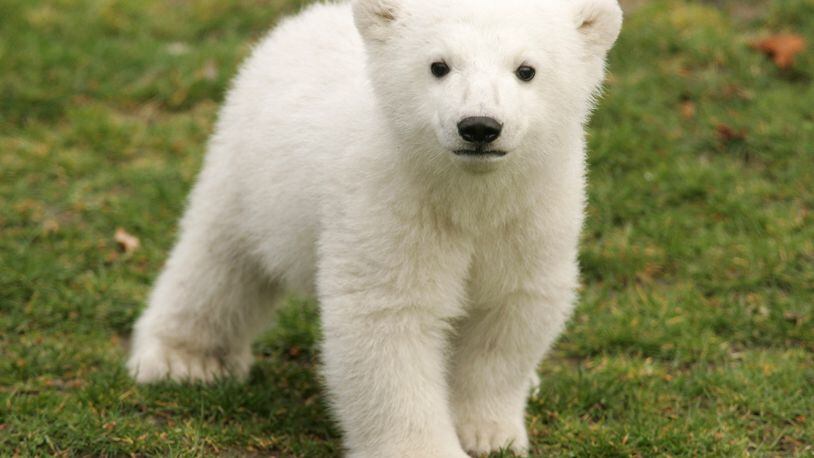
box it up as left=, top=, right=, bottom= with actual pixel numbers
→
left=571, top=0, right=623, bottom=57
left=353, top=0, right=401, bottom=43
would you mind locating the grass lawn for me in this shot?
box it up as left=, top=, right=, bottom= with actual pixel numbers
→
left=1, top=0, right=813, bottom=455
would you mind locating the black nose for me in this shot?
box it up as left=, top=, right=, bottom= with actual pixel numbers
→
left=457, top=116, right=503, bottom=144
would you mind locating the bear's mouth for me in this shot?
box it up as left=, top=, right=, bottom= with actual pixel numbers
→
left=453, top=149, right=507, bottom=157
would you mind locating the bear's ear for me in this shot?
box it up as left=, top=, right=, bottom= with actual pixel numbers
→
left=571, top=0, right=623, bottom=57
left=353, top=0, right=401, bottom=43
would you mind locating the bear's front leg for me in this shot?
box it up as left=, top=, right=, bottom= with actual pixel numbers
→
left=317, top=219, right=472, bottom=458
left=321, top=304, right=470, bottom=458
left=450, top=271, right=578, bottom=456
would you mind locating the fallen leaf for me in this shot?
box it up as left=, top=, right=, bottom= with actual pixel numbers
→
left=716, top=124, right=746, bottom=143
left=753, top=34, right=806, bottom=69
left=680, top=100, right=696, bottom=119
left=114, top=228, right=140, bottom=254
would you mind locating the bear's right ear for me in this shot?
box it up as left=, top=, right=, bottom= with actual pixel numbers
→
left=353, top=0, right=401, bottom=43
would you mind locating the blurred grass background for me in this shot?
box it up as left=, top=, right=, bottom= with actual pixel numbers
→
left=1, top=0, right=813, bottom=455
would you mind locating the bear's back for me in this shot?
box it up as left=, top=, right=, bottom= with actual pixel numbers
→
left=185, top=2, right=377, bottom=295
left=212, top=1, right=374, bottom=171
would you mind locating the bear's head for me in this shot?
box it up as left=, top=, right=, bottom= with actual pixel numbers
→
left=354, top=0, right=622, bottom=173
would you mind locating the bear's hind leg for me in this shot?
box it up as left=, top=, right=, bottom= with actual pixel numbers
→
left=127, top=229, right=278, bottom=384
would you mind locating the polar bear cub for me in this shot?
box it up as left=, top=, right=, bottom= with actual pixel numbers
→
left=127, top=0, right=622, bottom=456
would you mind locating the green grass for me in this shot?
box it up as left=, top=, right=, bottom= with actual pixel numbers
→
left=1, top=0, right=812, bottom=455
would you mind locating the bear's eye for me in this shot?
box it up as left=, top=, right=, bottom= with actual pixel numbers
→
left=515, top=65, right=536, bottom=82
left=431, top=62, right=450, bottom=78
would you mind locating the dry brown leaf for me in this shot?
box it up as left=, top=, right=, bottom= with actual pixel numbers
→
left=114, top=228, right=140, bottom=254
left=680, top=100, right=696, bottom=120
left=716, top=124, right=746, bottom=143
left=753, top=34, right=806, bottom=69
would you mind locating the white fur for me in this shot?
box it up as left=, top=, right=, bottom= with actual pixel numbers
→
left=127, top=0, right=622, bottom=456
